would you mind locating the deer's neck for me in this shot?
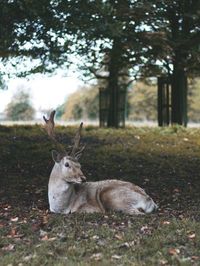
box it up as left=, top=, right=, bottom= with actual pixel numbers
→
left=48, top=164, right=75, bottom=213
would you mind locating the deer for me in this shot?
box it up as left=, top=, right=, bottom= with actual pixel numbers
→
left=43, top=111, right=158, bottom=215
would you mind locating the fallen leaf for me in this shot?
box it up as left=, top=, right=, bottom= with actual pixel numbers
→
left=90, top=253, right=102, bottom=261
left=41, top=235, right=48, bottom=241
left=119, top=242, right=130, bottom=249
left=162, top=221, right=170, bottom=225
left=7, top=227, right=17, bottom=238
left=92, top=235, right=99, bottom=240
left=42, top=215, right=48, bottom=224
left=2, top=244, right=15, bottom=251
left=10, top=217, right=19, bottom=222
left=23, top=254, right=36, bottom=262
left=111, top=254, right=122, bottom=260
left=114, top=234, right=123, bottom=240
left=168, top=248, right=180, bottom=256
left=159, top=259, right=168, bottom=265
left=140, top=225, right=148, bottom=232
left=39, top=229, right=47, bottom=237
left=188, top=233, right=195, bottom=239
left=47, top=237, right=57, bottom=242
left=173, top=188, right=180, bottom=193
left=191, top=256, right=199, bottom=261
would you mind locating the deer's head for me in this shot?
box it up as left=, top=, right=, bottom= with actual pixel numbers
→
left=43, top=110, right=86, bottom=184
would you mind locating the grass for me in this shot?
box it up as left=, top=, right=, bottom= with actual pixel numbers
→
left=0, top=124, right=200, bottom=265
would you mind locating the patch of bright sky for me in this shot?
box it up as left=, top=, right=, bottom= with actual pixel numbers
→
left=0, top=72, right=84, bottom=116
left=0, top=51, right=86, bottom=117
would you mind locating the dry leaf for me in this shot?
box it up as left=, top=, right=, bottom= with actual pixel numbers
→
left=2, top=244, right=15, bottom=251
left=188, top=233, right=195, bottom=239
left=10, top=217, right=19, bottom=222
left=173, top=188, right=180, bottom=193
left=111, top=254, right=122, bottom=260
left=114, top=234, right=123, bottom=240
left=140, top=225, right=148, bottom=232
left=191, top=256, right=199, bottom=260
left=162, top=221, right=170, bottom=225
left=168, top=248, right=180, bottom=256
left=41, top=235, right=49, bottom=241
left=90, top=253, right=102, bottom=261
left=119, top=242, right=130, bottom=249
left=92, top=235, right=99, bottom=240
left=159, top=259, right=168, bottom=265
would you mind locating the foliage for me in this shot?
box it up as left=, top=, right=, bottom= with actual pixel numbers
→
left=0, top=0, right=69, bottom=78
left=55, top=103, right=65, bottom=120
left=1, top=0, right=200, bottom=126
left=1, top=1, right=199, bottom=78
left=0, top=125, right=200, bottom=265
left=188, top=79, right=200, bottom=122
left=62, top=85, right=99, bottom=120
left=128, top=81, right=157, bottom=121
left=5, top=90, right=35, bottom=121
left=144, top=0, right=200, bottom=76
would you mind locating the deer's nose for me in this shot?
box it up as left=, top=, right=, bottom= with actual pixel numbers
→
left=81, top=175, right=86, bottom=182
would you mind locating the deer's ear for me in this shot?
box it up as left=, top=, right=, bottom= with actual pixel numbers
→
left=52, top=150, right=62, bottom=163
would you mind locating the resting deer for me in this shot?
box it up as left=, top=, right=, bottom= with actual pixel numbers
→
left=43, top=111, right=158, bottom=215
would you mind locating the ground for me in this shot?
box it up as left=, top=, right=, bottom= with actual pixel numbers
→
left=0, top=125, right=200, bottom=265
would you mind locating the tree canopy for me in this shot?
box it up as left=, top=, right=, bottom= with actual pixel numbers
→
left=1, top=0, right=200, bottom=126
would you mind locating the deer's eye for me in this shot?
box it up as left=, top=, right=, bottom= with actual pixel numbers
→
left=65, top=162, right=70, bottom=167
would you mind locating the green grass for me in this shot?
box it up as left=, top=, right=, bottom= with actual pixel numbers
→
left=0, top=125, right=200, bottom=265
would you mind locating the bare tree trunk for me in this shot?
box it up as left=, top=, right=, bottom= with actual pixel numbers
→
left=171, top=64, right=188, bottom=126
left=107, top=38, right=121, bottom=128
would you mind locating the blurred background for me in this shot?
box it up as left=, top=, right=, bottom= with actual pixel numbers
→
left=0, top=1, right=200, bottom=127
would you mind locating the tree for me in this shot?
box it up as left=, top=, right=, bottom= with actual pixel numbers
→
left=54, top=0, right=152, bottom=127
left=5, top=90, right=35, bottom=121
left=128, top=81, right=157, bottom=121
left=188, top=78, right=200, bottom=122
left=62, top=86, right=99, bottom=120
left=1, top=0, right=200, bottom=127
left=142, top=0, right=200, bottom=126
left=0, top=0, right=70, bottom=78
left=1, top=0, right=151, bottom=126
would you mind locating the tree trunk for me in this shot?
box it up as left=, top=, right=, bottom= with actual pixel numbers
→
left=107, top=38, right=121, bottom=128
left=171, top=67, right=188, bottom=126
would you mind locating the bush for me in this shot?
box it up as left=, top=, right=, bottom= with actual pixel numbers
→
left=5, top=91, right=35, bottom=121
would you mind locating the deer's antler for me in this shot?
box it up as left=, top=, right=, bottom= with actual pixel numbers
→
left=70, top=122, right=85, bottom=159
left=43, top=110, right=66, bottom=153
left=43, top=110, right=85, bottom=160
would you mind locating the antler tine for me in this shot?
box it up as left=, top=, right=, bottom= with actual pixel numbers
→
left=43, top=110, right=56, bottom=139
left=43, top=110, right=66, bottom=153
left=74, top=144, right=86, bottom=158
left=70, top=122, right=83, bottom=157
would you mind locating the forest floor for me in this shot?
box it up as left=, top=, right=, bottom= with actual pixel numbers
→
left=0, top=125, right=200, bottom=266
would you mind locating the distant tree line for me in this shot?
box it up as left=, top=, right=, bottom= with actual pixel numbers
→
left=57, top=79, right=200, bottom=123
left=2, top=78, right=200, bottom=122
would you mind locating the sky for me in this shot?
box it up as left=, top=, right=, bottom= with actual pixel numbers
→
left=0, top=74, right=84, bottom=118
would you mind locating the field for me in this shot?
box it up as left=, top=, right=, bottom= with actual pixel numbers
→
left=0, top=125, right=200, bottom=265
